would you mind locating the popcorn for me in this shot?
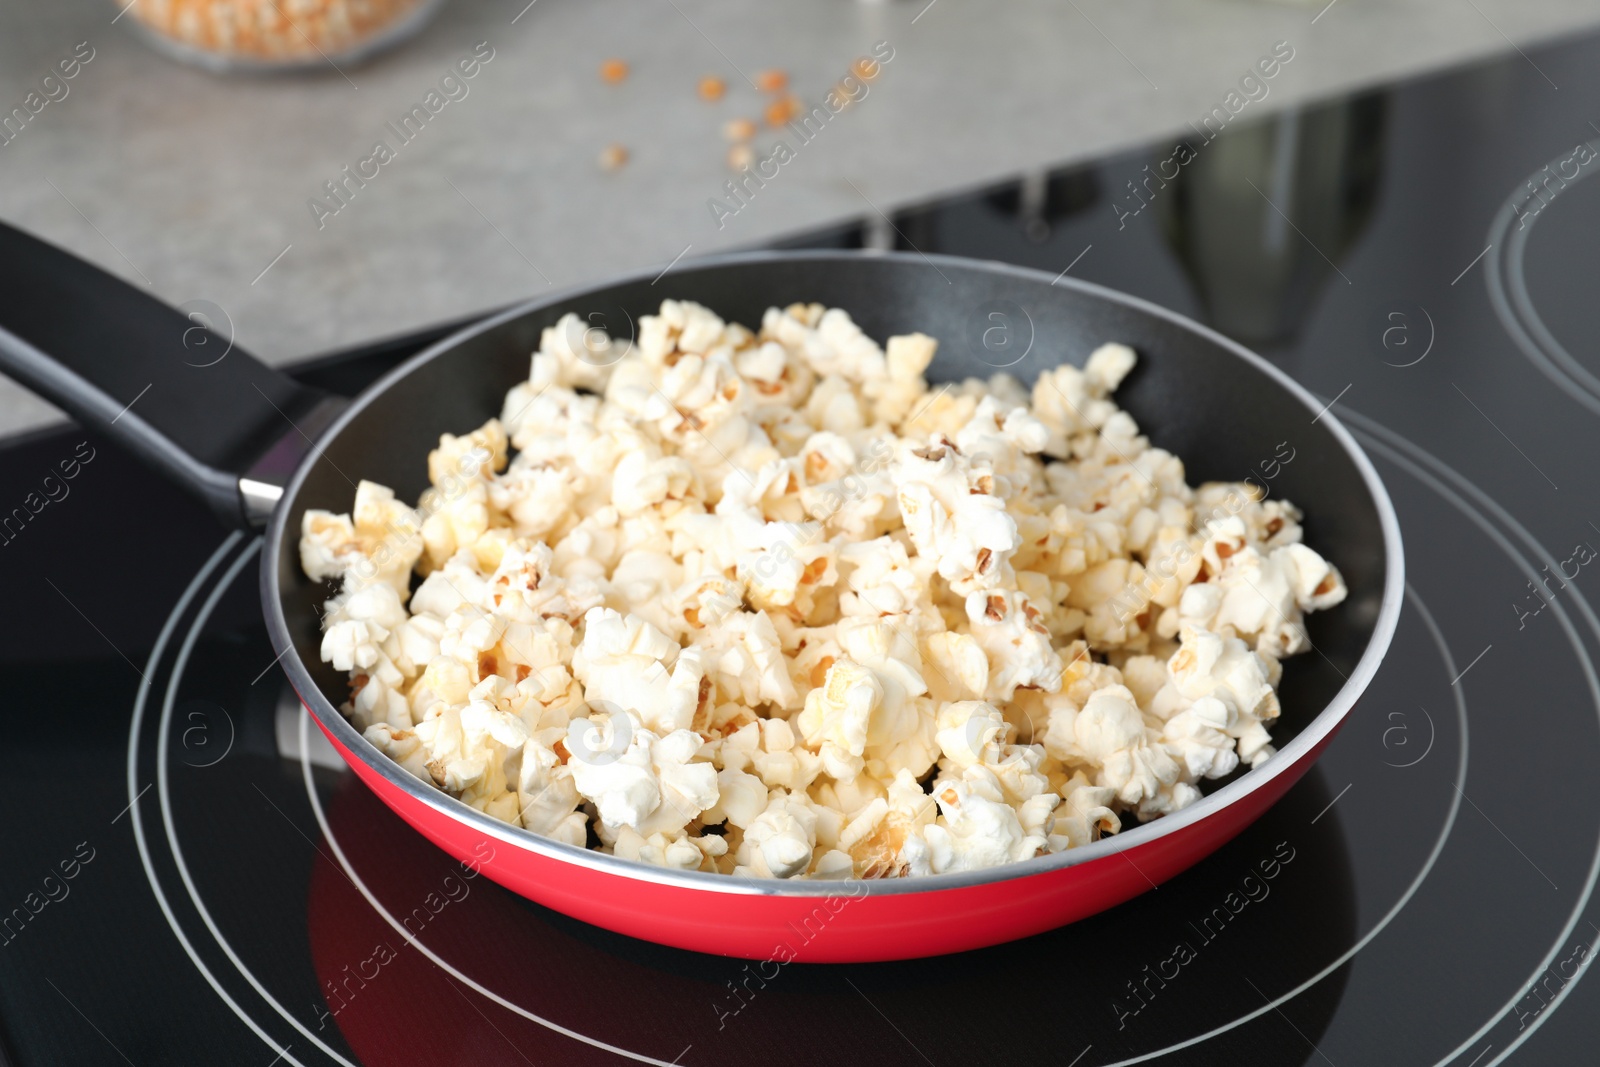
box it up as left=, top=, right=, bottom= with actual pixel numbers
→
left=300, top=510, right=361, bottom=582
left=531, top=314, right=626, bottom=393
left=835, top=620, right=940, bottom=780
left=965, top=588, right=1063, bottom=700
left=489, top=462, right=579, bottom=539
left=515, top=736, right=587, bottom=845
left=569, top=607, right=707, bottom=738
left=1159, top=697, right=1241, bottom=781
left=796, top=658, right=879, bottom=781
left=910, top=780, right=1048, bottom=874
left=420, top=479, right=490, bottom=571
left=568, top=714, right=719, bottom=838
left=351, top=672, right=411, bottom=732
left=932, top=700, right=1051, bottom=805
left=837, top=536, right=936, bottom=618
left=321, top=578, right=408, bottom=676
left=703, top=766, right=769, bottom=829
left=737, top=791, right=823, bottom=878
left=1054, top=772, right=1120, bottom=849
left=892, top=437, right=1019, bottom=595
left=1060, top=684, right=1188, bottom=811
left=304, top=299, right=1346, bottom=879
left=611, top=448, right=695, bottom=517
left=1164, top=625, right=1281, bottom=768
left=922, top=631, right=990, bottom=702
left=365, top=723, right=432, bottom=782
left=691, top=610, right=798, bottom=710
left=301, top=480, right=424, bottom=595
left=614, top=827, right=728, bottom=872
left=837, top=769, right=935, bottom=877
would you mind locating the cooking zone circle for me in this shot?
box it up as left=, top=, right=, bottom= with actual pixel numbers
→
left=1484, top=139, right=1600, bottom=417
left=124, top=410, right=1600, bottom=1066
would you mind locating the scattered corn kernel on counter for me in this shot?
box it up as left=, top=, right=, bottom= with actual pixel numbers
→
left=300, top=300, right=1347, bottom=881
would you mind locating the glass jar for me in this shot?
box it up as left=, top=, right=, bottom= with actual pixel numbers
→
left=118, top=0, right=445, bottom=72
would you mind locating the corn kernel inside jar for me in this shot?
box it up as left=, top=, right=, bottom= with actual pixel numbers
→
left=123, top=0, right=441, bottom=69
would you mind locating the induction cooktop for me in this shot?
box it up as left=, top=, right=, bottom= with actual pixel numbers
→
left=3, top=25, right=1600, bottom=1067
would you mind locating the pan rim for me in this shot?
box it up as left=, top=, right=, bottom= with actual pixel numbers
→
left=262, top=249, right=1405, bottom=899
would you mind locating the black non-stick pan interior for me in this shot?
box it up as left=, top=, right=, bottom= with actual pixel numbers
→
left=273, top=252, right=1387, bottom=758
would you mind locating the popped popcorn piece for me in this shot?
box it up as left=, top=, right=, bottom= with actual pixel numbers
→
left=568, top=713, right=719, bottom=838
left=1056, top=684, right=1188, bottom=812
left=515, top=736, right=587, bottom=845
left=736, top=791, right=821, bottom=878
left=614, top=827, right=727, bottom=872
left=1160, top=696, right=1241, bottom=781
left=837, top=769, right=935, bottom=877
left=932, top=700, right=1052, bottom=805
left=795, top=658, right=878, bottom=782
left=303, top=298, right=1347, bottom=879
left=364, top=723, right=431, bottom=782
left=321, top=578, right=408, bottom=677
left=300, top=510, right=361, bottom=582
left=572, top=607, right=704, bottom=735
left=965, top=588, right=1063, bottom=700
left=1054, top=772, right=1120, bottom=849
left=301, top=480, right=424, bottom=595
left=1163, top=625, right=1281, bottom=768
left=892, top=436, right=1019, bottom=595
left=911, top=780, right=1048, bottom=874
left=922, top=631, right=990, bottom=702
left=691, top=610, right=799, bottom=710
left=837, top=535, right=935, bottom=618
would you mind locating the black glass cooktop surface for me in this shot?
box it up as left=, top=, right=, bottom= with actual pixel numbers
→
left=4, top=28, right=1600, bottom=1067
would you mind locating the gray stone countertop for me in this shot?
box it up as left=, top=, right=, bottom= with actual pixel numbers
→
left=2, top=0, right=1598, bottom=437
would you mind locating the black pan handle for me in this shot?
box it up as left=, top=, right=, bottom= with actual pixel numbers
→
left=0, top=219, right=345, bottom=528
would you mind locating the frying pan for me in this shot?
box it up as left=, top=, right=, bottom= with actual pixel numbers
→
left=0, top=221, right=1403, bottom=962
